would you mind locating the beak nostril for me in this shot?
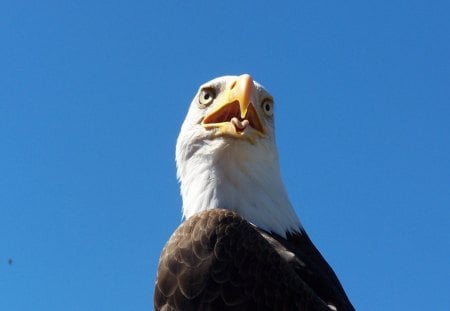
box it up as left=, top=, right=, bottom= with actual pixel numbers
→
left=230, top=80, right=237, bottom=90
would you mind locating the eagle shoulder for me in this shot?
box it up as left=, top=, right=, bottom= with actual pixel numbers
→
left=154, top=209, right=331, bottom=311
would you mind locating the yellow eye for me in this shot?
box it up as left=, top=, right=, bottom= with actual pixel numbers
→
left=262, top=99, right=273, bottom=116
left=198, top=88, right=215, bottom=108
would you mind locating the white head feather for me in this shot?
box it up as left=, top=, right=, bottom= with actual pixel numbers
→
left=175, top=75, right=302, bottom=237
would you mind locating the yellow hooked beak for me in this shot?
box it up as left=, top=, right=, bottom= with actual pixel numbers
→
left=201, top=74, right=265, bottom=142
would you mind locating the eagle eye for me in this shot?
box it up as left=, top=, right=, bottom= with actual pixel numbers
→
left=198, top=87, right=215, bottom=108
left=262, top=99, right=274, bottom=116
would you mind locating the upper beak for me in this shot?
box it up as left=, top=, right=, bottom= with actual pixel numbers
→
left=201, top=74, right=265, bottom=137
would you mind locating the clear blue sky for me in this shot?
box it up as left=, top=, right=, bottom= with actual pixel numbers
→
left=1, top=1, right=449, bottom=310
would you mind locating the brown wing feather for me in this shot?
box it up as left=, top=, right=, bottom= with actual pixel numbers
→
left=154, top=209, right=332, bottom=311
left=257, top=229, right=355, bottom=311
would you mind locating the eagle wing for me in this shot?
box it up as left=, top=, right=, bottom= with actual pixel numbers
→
left=258, top=229, right=355, bottom=311
left=154, top=209, right=333, bottom=311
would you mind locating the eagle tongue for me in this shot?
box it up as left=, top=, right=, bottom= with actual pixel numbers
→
left=231, top=117, right=249, bottom=132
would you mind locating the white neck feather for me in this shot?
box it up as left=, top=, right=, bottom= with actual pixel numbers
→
left=176, top=134, right=302, bottom=238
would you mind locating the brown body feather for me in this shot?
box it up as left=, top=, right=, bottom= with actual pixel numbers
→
left=154, top=209, right=354, bottom=311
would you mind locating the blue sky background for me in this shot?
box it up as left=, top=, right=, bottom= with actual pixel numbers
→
left=1, top=1, right=449, bottom=310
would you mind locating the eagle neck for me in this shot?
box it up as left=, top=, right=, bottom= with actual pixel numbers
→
left=177, top=138, right=302, bottom=237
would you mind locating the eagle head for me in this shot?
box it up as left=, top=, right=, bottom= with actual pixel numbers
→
left=175, top=74, right=301, bottom=237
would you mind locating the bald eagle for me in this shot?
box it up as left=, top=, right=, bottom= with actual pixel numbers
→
left=154, top=74, right=355, bottom=311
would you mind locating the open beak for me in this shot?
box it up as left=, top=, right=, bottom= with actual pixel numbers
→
left=201, top=74, right=265, bottom=142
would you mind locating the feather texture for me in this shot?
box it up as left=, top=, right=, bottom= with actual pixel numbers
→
left=154, top=209, right=344, bottom=311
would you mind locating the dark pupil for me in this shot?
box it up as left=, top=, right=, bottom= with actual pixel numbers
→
left=265, top=103, right=270, bottom=111
left=204, top=93, right=210, bottom=100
